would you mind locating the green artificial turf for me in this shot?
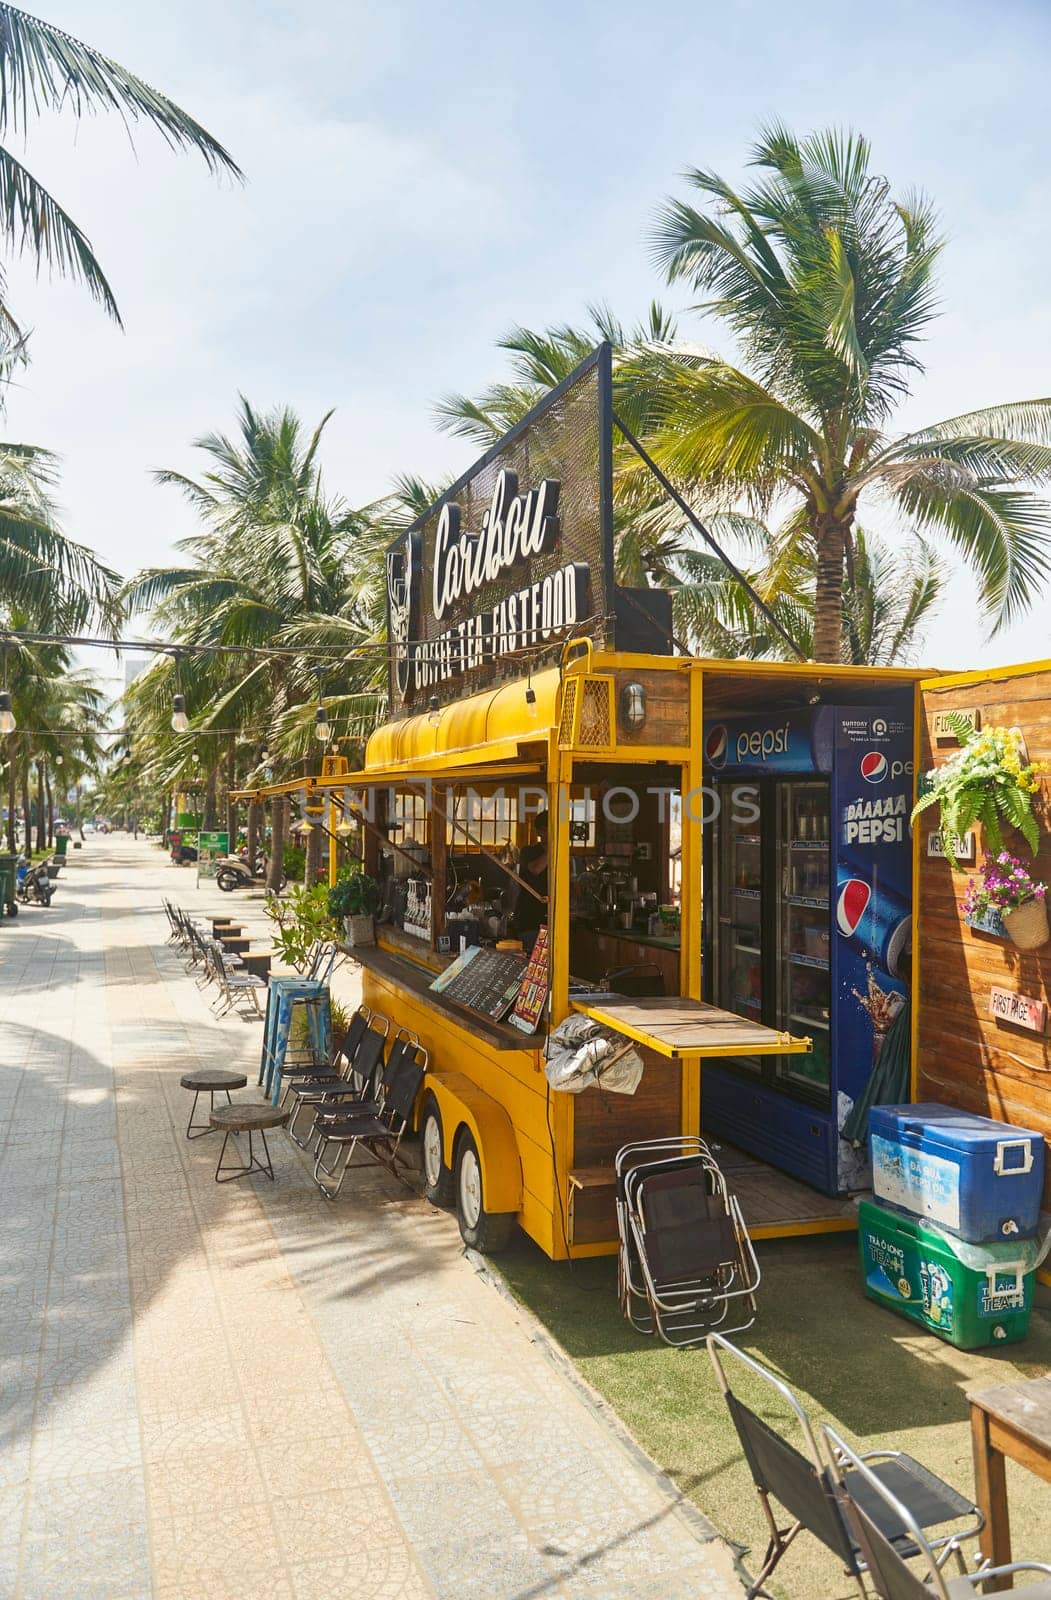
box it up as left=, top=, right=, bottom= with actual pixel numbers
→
left=498, top=1231, right=1051, bottom=1599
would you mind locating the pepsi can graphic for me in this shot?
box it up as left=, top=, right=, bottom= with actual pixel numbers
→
left=835, top=864, right=912, bottom=980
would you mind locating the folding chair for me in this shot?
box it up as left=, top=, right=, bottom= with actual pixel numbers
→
left=312, top=1041, right=427, bottom=1199
left=616, top=1137, right=759, bottom=1345
left=162, top=899, right=182, bottom=944
left=211, top=941, right=266, bottom=1018
left=707, top=1336, right=983, bottom=1600
left=616, top=1136, right=717, bottom=1334
left=822, top=1426, right=1051, bottom=1599
left=284, top=1013, right=393, bottom=1149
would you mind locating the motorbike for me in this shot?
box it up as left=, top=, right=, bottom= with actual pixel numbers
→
left=15, top=858, right=54, bottom=907
left=171, top=843, right=198, bottom=865
left=215, top=853, right=282, bottom=892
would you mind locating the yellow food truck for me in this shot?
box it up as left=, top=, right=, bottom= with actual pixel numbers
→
left=238, top=346, right=938, bottom=1260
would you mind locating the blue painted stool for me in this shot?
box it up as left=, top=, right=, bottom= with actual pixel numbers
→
left=259, top=978, right=332, bottom=1103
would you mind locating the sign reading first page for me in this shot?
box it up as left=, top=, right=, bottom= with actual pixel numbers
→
left=988, top=986, right=1047, bottom=1033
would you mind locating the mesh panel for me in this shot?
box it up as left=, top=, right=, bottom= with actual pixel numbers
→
left=558, top=679, right=579, bottom=747
left=579, top=679, right=612, bottom=746
left=390, top=353, right=612, bottom=715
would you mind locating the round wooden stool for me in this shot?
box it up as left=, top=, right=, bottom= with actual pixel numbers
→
left=179, top=1069, right=248, bottom=1140
left=210, top=1101, right=290, bottom=1182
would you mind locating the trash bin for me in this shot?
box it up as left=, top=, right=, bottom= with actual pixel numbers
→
left=0, top=852, right=18, bottom=916
left=54, top=833, right=69, bottom=859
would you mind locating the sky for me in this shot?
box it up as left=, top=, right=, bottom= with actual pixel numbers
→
left=5, top=0, right=1051, bottom=694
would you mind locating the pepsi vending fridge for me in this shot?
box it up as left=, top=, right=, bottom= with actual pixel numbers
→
left=702, top=704, right=913, bottom=1196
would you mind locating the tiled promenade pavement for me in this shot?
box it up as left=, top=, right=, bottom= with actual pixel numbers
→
left=0, top=837, right=744, bottom=1600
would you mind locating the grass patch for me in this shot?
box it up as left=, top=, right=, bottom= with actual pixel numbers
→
left=498, top=1230, right=1051, bottom=1599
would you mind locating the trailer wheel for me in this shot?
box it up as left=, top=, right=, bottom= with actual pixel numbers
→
left=420, top=1097, right=455, bottom=1207
left=454, top=1129, right=514, bottom=1254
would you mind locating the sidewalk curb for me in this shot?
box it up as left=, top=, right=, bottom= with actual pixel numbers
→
left=465, top=1246, right=752, bottom=1587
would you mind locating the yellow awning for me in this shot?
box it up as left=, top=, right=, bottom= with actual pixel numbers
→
left=365, top=665, right=560, bottom=772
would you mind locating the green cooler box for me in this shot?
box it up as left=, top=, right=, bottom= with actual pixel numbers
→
left=859, top=1198, right=1037, bottom=1349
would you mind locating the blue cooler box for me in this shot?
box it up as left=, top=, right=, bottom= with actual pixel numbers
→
left=869, top=1103, right=1045, bottom=1243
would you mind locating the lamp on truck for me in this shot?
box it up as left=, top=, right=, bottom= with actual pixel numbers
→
left=620, top=680, right=647, bottom=730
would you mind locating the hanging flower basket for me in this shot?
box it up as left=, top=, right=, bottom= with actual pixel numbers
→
left=962, top=853, right=1049, bottom=952
left=1002, top=897, right=1050, bottom=951
left=912, top=720, right=1045, bottom=869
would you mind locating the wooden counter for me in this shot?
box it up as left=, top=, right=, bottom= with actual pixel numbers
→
left=350, top=942, right=533, bottom=1053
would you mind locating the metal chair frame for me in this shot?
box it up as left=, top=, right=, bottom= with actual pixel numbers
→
left=210, top=941, right=265, bottom=1018
left=312, top=1041, right=428, bottom=1199
left=708, top=1336, right=982, bottom=1600
left=822, top=1426, right=1049, bottom=1600
left=616, top=1138, right=758, bottom=1345
left=285, top=1013, right=393, bottom=1149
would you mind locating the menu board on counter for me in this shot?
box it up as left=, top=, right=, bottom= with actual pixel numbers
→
left=510, top=926, right=550, bottom=1034
left=431, top=946, right=528, bottom=1021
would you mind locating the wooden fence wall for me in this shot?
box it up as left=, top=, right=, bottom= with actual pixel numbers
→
left=916, top=668, right=1051, bottom=1210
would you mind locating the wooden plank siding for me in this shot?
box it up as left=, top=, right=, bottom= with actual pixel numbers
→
left=917, top=672, right=1051, bottom=1210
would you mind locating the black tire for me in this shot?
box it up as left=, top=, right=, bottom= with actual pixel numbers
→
left=39, top=892, right=51, bottom=907
left=420, top=1097, right=455, bottom=1207
left=454, top=1129, right=514, bottom=1253
left=216, top=872, right=237, bottom=893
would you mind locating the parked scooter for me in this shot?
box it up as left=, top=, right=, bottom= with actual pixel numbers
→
left=15, top=857, right=53, bottom=907
left=215, top=854, right=283, bottom=892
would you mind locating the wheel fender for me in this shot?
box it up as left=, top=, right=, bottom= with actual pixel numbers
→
left=427, top=1073, right=522, bottom=1215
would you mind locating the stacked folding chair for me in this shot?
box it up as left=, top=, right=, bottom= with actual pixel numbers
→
left=281, top=1008, right=389, bottom=1148
left=615, top=1137, right=760, bottom=1347
left=312, top=1033, right=427, bottom=1199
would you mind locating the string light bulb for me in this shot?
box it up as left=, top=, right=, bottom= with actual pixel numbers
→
left=428, top=694, right=441, bottom=727
left=171, top=694, right=189, bottom=734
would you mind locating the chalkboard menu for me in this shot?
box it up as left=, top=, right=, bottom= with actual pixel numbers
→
left=430, top=947, right=528, bottom=1021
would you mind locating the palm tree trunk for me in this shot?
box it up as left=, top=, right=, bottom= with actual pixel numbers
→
left=203, top=764, right=217, bottom=830
left=76, top=782, right=84, bottom=840
left=266, top=795, right=286, bottom=893
left=21, top=762, right=31, bottom=854
left=44, top=767, right=54, bottom=848
left=225, top=731, right=237, bottom=845
left=305, top=819, right=322, bottom=886
left=246, top=798, right=260, bottom=871
left=5, top=738, right=16, bottom=851
left=35, top=762, right=45, bottom=852
left=812, top=516, right=848, bottom=662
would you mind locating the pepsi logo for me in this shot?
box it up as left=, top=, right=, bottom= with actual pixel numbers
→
left=860, top=750, right=888, bottom=784
left=837, top=878, right=871, bottom=936
left=705, top=724, right=728, bottom=769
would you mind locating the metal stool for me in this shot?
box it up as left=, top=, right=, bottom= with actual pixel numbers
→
left=179, top=1069, right=249, bottom=1139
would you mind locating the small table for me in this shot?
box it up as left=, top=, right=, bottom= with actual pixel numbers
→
left=179, top=1069, right=248, bottom=1139
left=210, top=1101, right=290, bottom=1182
left=239, top=950, right=272, bottom=981
left=968, top=1375, right=1051, bottom=1589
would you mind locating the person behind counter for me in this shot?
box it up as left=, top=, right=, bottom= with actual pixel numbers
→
left=513, top=810, right=548, bottom=954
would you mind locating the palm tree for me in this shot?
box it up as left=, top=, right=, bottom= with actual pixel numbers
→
left=648, top=125, right=1051, bottom=660
left=123, top=400, right=389, bottom=887
left=0, top=2, right=241, bottom=324
left=671, top=525, right=945, bottom=664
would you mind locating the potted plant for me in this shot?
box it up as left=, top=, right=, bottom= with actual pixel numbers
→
left=912, top=719, right=1046, bottom=869
left=962, top=852, right=1049, bottom=950
left=328, top=867, right=380, bottom=947
left=263, top=882, right=339, bottom=971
